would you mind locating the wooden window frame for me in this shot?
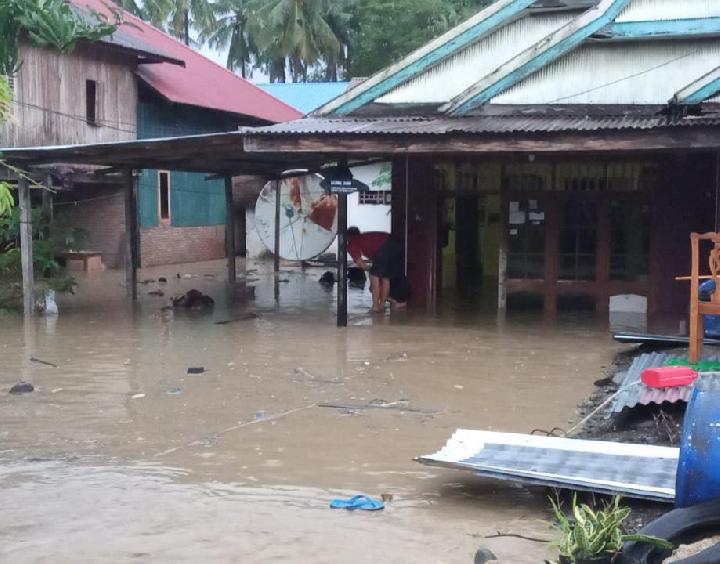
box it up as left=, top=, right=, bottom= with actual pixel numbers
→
left=157, top=170, right=171, bottom=225
left=85, top=79, right=98, bottom=126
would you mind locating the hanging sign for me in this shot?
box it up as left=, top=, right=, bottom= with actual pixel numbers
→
left=320, top=165, right=369, bottom=194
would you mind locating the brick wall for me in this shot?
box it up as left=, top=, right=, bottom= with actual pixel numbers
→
left=140, top=224, right=226, bottom=267
left=55, top=184, right=126, bottom=269
left=56, top=183, right=233, bottom=269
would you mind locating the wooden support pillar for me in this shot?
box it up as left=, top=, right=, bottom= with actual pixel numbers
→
left=18, top=178, right=34, bottom=316
left=337, top=192, right=348, bottom=327
left=498, top=166, right=508, bottom=311
left=544, top=193, right=559, bottom=316
left=224, top=175, right=236, bottom=284
left=123, top=169, right=138, bottom=300
left=595, top=197, right=611, bottom=314
left=274, top=179, right=281, bottom=301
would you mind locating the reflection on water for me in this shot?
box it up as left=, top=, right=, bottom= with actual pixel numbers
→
left=0, top=259, right=623, bottom=562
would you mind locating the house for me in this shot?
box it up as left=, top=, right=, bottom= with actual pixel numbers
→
left=239, top=0, right=720, bottom=323
left=2, top=0, right=300, bottom=269
left=247, top=82, right=391, bottom=259
left=8, top=0, right=720, bottom=328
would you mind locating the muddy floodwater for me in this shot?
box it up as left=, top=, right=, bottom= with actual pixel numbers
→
left=0, top=259, right=622, bottom=563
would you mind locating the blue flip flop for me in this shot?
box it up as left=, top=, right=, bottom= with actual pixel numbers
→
left=330, top=494, right=384, bottom=511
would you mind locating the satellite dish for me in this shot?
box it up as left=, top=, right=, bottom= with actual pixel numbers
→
left=255, top=175, right=338, bottom=261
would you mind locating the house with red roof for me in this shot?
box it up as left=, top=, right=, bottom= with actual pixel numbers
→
left=2, top=0, right=301, bottom=268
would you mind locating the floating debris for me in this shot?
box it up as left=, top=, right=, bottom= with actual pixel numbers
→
left=214, top=313, right=259, bottom=325
left=9, top=382, right=34, bottom=394
left=187, top=367, right=206, bottom=375
left=30, top=357, right=57, bottom=368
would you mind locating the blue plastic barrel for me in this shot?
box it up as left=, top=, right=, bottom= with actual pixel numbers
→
left=676, top=385, right=720, bottom=507
left=699, top=280, right=720, bottom=337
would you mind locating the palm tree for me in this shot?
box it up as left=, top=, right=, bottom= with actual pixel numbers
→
left=168, top=0, right=217, bottom=46
left=321, top=0, right=351, bottom=81
left=248, top=0, right=341, bottom=82
left=203, top=0, right=256, bottom=77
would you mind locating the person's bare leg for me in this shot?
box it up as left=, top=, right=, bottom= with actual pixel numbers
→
left=370, top=275, right=383, bottom=312
left=389, top=298, right=407, bottom=309
left=380, top=278, right=391, bottom=310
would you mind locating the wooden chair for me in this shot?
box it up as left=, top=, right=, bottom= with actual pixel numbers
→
left=689, top=232, right=720, bottom=363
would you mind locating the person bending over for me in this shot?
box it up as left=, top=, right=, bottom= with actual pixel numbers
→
left=347, top=226, right=403, bottom=313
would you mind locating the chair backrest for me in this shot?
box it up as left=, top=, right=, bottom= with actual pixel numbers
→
left=691, top=232, right=720, bottom=303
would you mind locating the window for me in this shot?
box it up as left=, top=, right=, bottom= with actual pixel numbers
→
left=158, top=171, right=170, bottom=222
left=507, top=199, right=546, bottom=279
left=358, top=190, right=391, bottom=205
left=85, top=79, right=97, bottom=125
left=559, top=200, right=597, bottom=281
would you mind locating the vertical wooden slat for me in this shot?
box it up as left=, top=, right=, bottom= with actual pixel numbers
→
left=124, top=169, right=138, bottom=300
left=337, top=192, right=348, bottom=327
left=18, top=178, right=34, bottom=316
left=689, top=233, right=701, bottom=363
left=224, top=175, right=236, bottom=284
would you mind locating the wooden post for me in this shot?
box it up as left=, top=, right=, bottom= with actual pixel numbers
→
left=224, top=175, right=236, bottom=284
left=337, top=192, right=348, bottom=327
left=18, top=178, right=34, bottom=316
left=689, top=233, right=702, bottom=363
left=497, top=165, right=508, bottom=311
left=124, top=169, right=138, bottom=300
left=274, top=179, right=281, bottom=301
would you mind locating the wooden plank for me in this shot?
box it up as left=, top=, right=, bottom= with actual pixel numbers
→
left=224, top=175, right=236, bottom=284
left=123, top=169, right=138, bottom=300
left=18, top=178, right=34, bottom=316
left=689, top=233, right=701, bottom=363
left=244, top=129, right=720, bottom=154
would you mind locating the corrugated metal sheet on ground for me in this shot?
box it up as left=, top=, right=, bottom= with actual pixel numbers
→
left=246, top=113, right=720, bottom=137
left=417, top=429, right=678, bottom=502
left=611, top=353, right=720, bottom=413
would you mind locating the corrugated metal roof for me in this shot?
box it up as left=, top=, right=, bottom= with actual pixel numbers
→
left=417, top=429, right=678, bottom=502
left=69, top=0, right=302, bottom=123
left=245, top=113, right=720, bottom=136
left=70, top=4, right=183, bottom=65
left=611, top=352, right=720, bottom=413
left=256, top=83, right=350, bottom=114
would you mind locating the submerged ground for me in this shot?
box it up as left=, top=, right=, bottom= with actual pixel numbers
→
left=0, top=259, right=622, bottom=563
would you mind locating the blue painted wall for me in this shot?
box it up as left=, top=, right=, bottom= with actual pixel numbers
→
left=136, top=87, right=245, bottom=228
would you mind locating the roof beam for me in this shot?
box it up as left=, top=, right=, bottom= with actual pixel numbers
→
left=243, top=128, right=720, bottom=154
left=442, top=0, right=630, bottom=115
left=317, top=0, right=536, bottom=117
left=593, top=17, right=720, bottom=41
left=672, top=65, right=720, bottom=105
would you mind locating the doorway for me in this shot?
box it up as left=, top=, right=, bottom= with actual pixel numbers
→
left=438, top=193, right=500, bottom=304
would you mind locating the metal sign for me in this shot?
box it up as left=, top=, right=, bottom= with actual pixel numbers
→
left=320, top=165, right=369, bottom=194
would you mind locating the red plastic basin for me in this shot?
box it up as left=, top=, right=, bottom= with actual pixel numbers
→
left=641, top=366, right=698, bottom=388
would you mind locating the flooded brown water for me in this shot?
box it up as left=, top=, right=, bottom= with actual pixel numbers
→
left=0, top=259, right=622, bottom=563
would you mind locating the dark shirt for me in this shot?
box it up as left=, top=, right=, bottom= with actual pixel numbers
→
left=347, top=232, right=389, bottom=263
